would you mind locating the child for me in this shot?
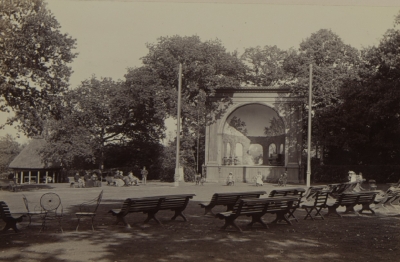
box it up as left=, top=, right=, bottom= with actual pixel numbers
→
left=195, top=173, right=202, bottom=185
left=255, top=172, right=263, bottom=186
left=226, top=172, right=234, bottom=186
left=278, top=171, right=287, bottom=187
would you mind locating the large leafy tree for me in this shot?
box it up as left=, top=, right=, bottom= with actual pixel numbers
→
left=241, top=45, right=289, bottom=86
left=283, top=29, right=361, bottom=159
left=0, top=134, right=22, bottom=173
left=0, top=0, right=77, bottom=136
left=325, top=13, right=400, bottom=165
left=141, top=35, right=246, bottom=174
left=41, top=76, right=167, bottom=169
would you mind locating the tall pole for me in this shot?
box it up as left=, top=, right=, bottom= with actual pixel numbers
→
left=196, top=108, right=200, bottom=174
left=306, top=64, right=313, bottom=187
left=175, top=63, right=183, bottom=187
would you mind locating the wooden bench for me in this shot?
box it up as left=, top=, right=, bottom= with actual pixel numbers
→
left=216, top=196, right=297, bottom=232
left=199, top=191, right=266, bottom=216
left=325, top=191, right=378, bottom=217
left=0, top=201, right=26, bottom=232
left=109, top=194, right=195, bottom=227
left=268, top=187, right=306, bottom=222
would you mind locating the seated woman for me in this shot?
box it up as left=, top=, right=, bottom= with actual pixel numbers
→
left=128, top=172, right=140, bottom=186
left=278, top=171, right=287, bottom=187
left=348, top=171, right=357, bottom=182
left=255, top=172, right=263, bottom=186
left=226, top=172, right=234, bottom=186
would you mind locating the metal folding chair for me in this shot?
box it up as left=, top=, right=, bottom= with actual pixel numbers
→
left=22, top=194, right=44, bottom=227
left=75, top=190, right=103, bottom=231
left=39, top=193, right=63, bottom=233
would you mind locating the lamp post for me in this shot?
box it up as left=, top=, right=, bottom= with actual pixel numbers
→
left=174, top=63, right=183, bottom=187
left=306, top=64, right=313, bottom=187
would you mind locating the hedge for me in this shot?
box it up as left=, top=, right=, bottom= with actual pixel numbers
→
left=306, top=163, right=400, bottom=184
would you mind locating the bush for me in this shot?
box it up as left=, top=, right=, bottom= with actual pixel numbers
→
left=308, top=163, right=400, bottom=183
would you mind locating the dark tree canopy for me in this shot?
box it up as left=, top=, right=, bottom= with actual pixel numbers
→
left=324, top=15, right=400, bottom=165
left=41, top=76, right=167, bottom=168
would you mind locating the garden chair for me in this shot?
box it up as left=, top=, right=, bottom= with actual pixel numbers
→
left=22, top=194, right=44, bottom=227
left=75, top=190, right=103, bottom=231
left=301, top=191, right=329, bottom=220
left=39, top=193, right=63, bottom=233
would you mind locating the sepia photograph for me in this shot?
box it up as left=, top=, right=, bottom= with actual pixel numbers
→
left=1, top=0, right=400, bottom=261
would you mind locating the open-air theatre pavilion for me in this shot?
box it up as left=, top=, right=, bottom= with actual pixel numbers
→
left=204, top=86, right=304, bottom=184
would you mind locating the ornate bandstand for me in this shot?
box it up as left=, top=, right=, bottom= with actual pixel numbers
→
left=204, top=86, right=303, bottom=184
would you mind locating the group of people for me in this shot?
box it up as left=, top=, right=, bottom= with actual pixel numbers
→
left=226, top=170, right=288, bottom=187
left=109, top=167, right=148, bottom=187
left=73, top=171, right=101, bottom=188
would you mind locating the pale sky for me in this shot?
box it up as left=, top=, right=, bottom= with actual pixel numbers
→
left=1, top=0, right=400, bottom=143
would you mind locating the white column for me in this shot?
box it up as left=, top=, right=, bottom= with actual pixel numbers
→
left=20, top=171, right=23, bottom=184
left=52, top=173, right=55, bottom=183
left=38, top=171, right=40, bottom=184
left=45, top=171, right=48, bottom=184
left=28, top=171, right=31, bottom=184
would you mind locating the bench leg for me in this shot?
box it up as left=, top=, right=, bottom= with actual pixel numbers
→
left=115, top=214, right=131, bottom=228
left=144, top=211, right=162, bottom=225
left=221, top=217, right=242, bottom=232
left=171, top=209, right=188, bottom=221
left=247, top=214, right=268, bottom=228
left=359, top=204, right=375, bottom=215
left=270, top=212, right=292, bottom=225
left=203, top=206, right=216, bottom=217
left=2, top=220, right=19, bottom=233
left=344, top=204, right=357, bottom=214
left=325, top=205, right=342, bottom=218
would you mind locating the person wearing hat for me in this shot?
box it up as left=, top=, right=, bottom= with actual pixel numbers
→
left=348, top=171, right=357, bottom=182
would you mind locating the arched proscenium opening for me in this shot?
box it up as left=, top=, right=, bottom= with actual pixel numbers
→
left=221, top=104, right=285, bottom=166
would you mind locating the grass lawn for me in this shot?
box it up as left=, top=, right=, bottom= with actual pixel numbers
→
left=0, top=181, right=399, bottom=262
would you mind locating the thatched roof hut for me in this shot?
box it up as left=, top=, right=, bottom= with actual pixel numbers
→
left=9, top=138, right=62, bottom=184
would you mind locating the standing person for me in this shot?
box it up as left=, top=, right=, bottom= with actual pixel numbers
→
left=141, top=166, right=148, bottom=184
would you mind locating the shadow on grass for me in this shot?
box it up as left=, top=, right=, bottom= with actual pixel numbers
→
left=1, top=199, right=400, bottom=262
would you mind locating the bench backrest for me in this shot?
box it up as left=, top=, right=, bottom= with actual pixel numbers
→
left=268, top=188, right=306, bottom=197
left=122, top=194, right=195, bottom=213
left=232, top=197, right=296, bottom=216
left=0, top=201, right=12, bottom=219
left=328, top=182, right=358, bottom=197
left=336, top=192, right=377, bottom=206
left=210, top=191, right=266, bottom=206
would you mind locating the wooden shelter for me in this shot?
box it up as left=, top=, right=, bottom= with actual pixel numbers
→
left=8, top=139, right=62, bottom=184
